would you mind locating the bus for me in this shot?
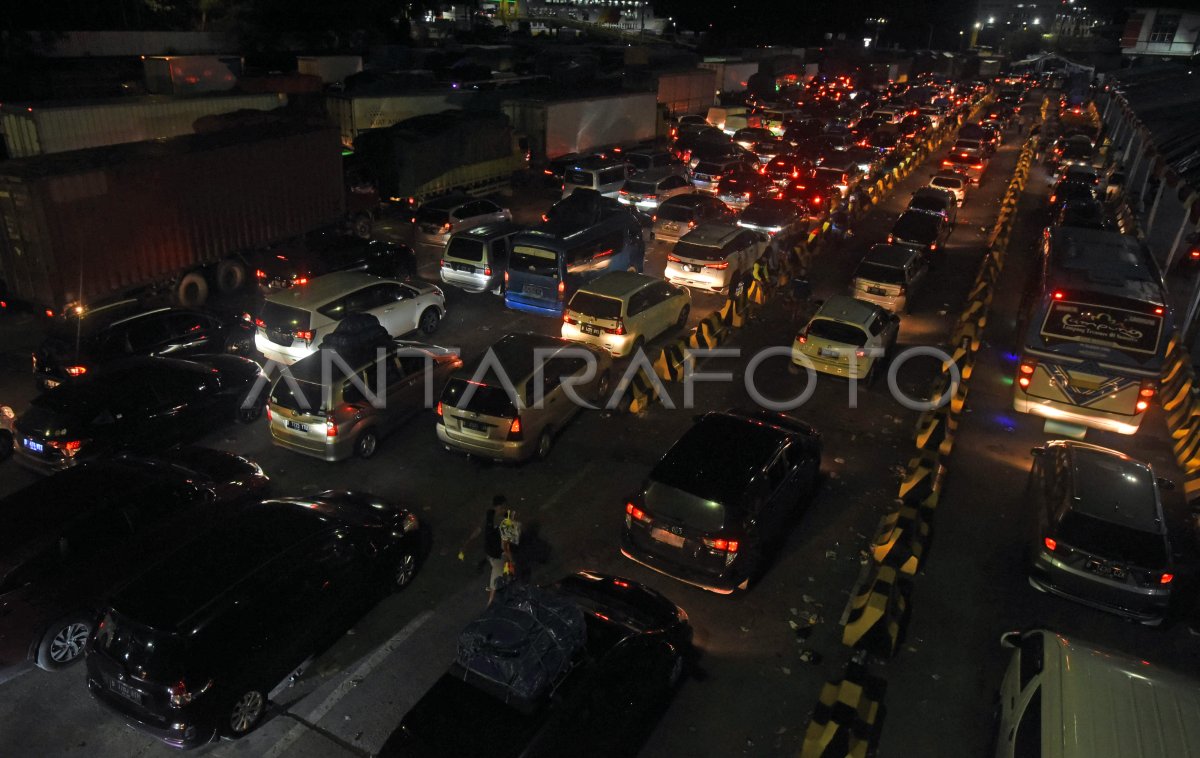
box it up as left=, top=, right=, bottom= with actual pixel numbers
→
left=1014, top=227, right=1173, bottom=435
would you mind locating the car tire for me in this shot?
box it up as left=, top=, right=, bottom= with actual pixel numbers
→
left=535, top=427, right=554, bottom=460
left=595, top=370, right=612, bottom=405
left=356, top=430, right=379, bottom=460
left=666, top=649, right=685, bottom=689
left=35, top=614, right=93, bottom=671
left=224, top=688, right=267, bottom=737
left=418, top=308, right=441, bottom=335
left=393, top=550, right=419, bottom=591
left=352, top=214, right=373, bottom=239
left=176, top=272, right=209, bottom=309
left=676, top=305, right=690, bottom=329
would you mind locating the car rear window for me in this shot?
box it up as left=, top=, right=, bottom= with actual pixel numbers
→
left=931, top=177, right=963, bottom=190
left=624, top=180, right=658, bottom=195
left=510, top=245, right=559, bottom=278
left=416, top=207, right=450, bottom=225
left=657, top=202, right=697, bottom=222
left=441, top=377, right=519, bottom=417
left=645, top=480, right=728, bottom=532
left=909, top=196, right=947, bottom=214
left=270, top=378, right=323, bottom=414
left=446, top=237, right=486, bottom=263
left=856, top=262, right=906, bottom=285
left=1057, top=512, right=1167, bottom=569
left=673, top=241, right=726, bottom=262
left=568, top=292, right=623, bottom=320
left=16, top=403, right=75, bottom=437
left=693, top=162, right=725, bottom=175
left=565, top=169, right=593, bottom=186
left=808, top=318, right=868, bottom=346
left=259, top=301, right=310, bottom=332
left=814, top=168, right=846, bottom=183
left=94, top=610, right=185, bottom=681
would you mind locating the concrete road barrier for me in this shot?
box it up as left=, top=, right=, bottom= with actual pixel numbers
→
left=841, top=564, right=908, bottom=656
left=799, top=664, right=883, bottom=758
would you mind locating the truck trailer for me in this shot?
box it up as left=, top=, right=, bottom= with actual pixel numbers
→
left=502, top=93, right=658, bottom=162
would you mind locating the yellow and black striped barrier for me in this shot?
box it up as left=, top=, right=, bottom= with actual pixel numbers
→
left=799, top=664, right=883, bottom=758
left=651, top=338, right=693, bottom=383
left=841, top=563, right=908, bottom=656
left=872, top=502, right=932, bottom=577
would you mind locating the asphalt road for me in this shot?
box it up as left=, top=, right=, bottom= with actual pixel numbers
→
left=0, top=116, right=1073, bottom=758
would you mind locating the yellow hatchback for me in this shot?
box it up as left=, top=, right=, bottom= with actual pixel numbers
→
left=792, top=295, right=900, bottom=383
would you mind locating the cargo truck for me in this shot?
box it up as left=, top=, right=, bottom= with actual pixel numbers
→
left=502, top=93, right=658, bottom=163
left=0, top=123, right=352, bottom=314
left=656, top=69, right=717, bottom=116
left=698, top=59, right=760, bottom=95
left=326, top=90, right=471, bottom=149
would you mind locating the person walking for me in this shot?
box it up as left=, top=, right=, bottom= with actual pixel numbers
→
left=459, top=495, right=518, bottom=605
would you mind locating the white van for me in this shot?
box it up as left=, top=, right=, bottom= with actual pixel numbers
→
left=562, top=158, right=630, bottom=200
left=995, top=629, right=1200, bottom=758
left=706, top=106, right=748, bottom=135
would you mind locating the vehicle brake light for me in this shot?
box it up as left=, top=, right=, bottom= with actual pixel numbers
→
left=505, top=271, right=510, bottom=283
left=64, top=365, right=87, bottom=377
left=1154, top=307, right=1164, bottom=315
left=564, top=313, right=577, bottom=324
left=605, top=319, right=626, bottom=336
left=254, top=318, right=265, bottom=328
left=1043, top=537, right=1057, bottom=552
left=929, top=243, right=938, bottom=251
left=255, top=269, right=266, bottom=279
left=484, top=266, right=492, bottom=277
left=295, top=277, right=308, bottom=286
left=1052, top=291, right=1065, bottom=300
left=295, top=330, right=314, bottom=343
left=702, top=537, right=739, bottom=552
left=705, top=261, right=730, bottom=270
left=266, top=405, right=271, bottom=421
left=436, top=401, right=443, bottom=417
left=1160, top=573, right=1174, bottom=585
left=49, top=439, right=85, bottom=457
left=972, top=163, right=984, bottom=169
left=667, top=254, right=682, bottom=263
left=1139, top=385, right=1156, bottom=398
left=508, top=417, right=522, bottom=439
left=797, top=329, right=809, bottom=345
left=887, top=234, right=894, bottom=243
left=557, top=280, right=565, bottom=300
left=440, top=223, right=452, bottom=233
left=326, top=419, right=338, bottom=438
left=1191, top=249, right=1200, bottom=259
left=625, top=502, right=650, bottom=523
left=168, top=678, right=213, bottom=708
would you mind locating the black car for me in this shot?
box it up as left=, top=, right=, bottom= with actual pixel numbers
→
left=251, top=230, right=416, bottom=293
left=381, top=572, right=691, bottom=758
left=1053, top=196, right=1113, bottom=231
left=86, top=493, right=423, bottom=748
left=780, top=174, right=836, bottom=217
left=764, top=153, right=814, bottom=186
left=736, top=198, right=804, bottom=238
left=621, top=409, right=821, bottom=594
left=32, top=303, right=255, bottom=391
left=12, top=355, right=264, bottom=474
left=888, top=210, right=952, bottom=262
left=0, top=449, right=268, bottom=679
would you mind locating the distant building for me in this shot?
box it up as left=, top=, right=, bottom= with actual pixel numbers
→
left=521, top=0, right=668, bottom=34
left=971, top=0, right=1102, bottom=49
left=1121, top=8, right=1200, bottom=59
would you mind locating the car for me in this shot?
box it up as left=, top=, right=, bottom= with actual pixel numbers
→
left=958, top=123, right=997, bottom=152
left=439, top=222, right=526, bottom=295
left=715, top=169, right=778, bottom=211
left=928, top=173, right=967, bottom=206
left=254, top=271, right=446, bottom=365
left=897, top=114, right=931, bottom=140
left=562, top=271, right=690, bottom=358
left=1053, top=196, right=1113, bottom=231
left=850, top=244, right=929, bottom=314
left=732, top=127, right=775, bottom=150
left=413, top=196, right=512, bottom=247
left=1026, top=441, right=1179, bottom=626
left=622, top=148, right=682, bottom=174
left=779, top=174, right=836, bottom=219
left=941, top=151, right=988, bottom=184
left=764, top=153, right=815, bottom=186
left=381, top=573, right=691, bottom=758
left=792, top=295, right=899, bottom=382
left=12, top=355, right=264, bottom=475
left=437, top=333, right=614, bottom=462
left=844, top=146, right=884, bottom=179
left=811, top=160, right=863, bottom=199
left=31, top=302, right=256, bottom=392
left=620, top=409, right=822, bottom=593
left=917, top=106, right=943, bottom=129
left=747, top=136, right=788, bottom=163
left=251, top=231, right=417, bottom=293
left=617, top=167, right=695, bottom=211
left=86, top=493, right=423, bottom=748
left=1048, top=182, right=1100, bottom=215
left=689, top=157, right=747, bottom=193
left=651, top=194, right=736, bottom=245
left=0, top=449, right=268, bottom=678
left=907, top=187, right=958, bottom=226
left=950, top=138, right=987, bottom=159
left=736, top=198, right=805, bottom=238
left=888, top=210, right=952, bottom=261
left=665, top=224, right=768, bottom=294
left=983, top=103, right=1016, bottom=128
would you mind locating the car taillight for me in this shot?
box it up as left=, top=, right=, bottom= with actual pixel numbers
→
left=505, top=271, right=510, bottom=283
left=1043, top=537, right=1057, bottom=552
left=49, top=439, right=85, bottom=457
left=440, top=223, right=452, bottom=233
left=441, top=259, right=450, bottom=268
left=1190, top=248, right=1200, bottom=259
left=1160, top=572, right=1175, bottom=585
left=326, top=419, right=338, bottom=438
left=796, top=328, right=809, bottom=345
left=619, top=189, right=629, bottom=195
left=702, top=536, right=740, bottom=552
left=254, top=318, right=265, bottom=328
left=255, top=269, right=266, bottom=279
left=265, top=405, right=271, bottom=421
left=295, top=330, right=314, bottom=343
left=1018, top=360, right=1036, bottom=388
left=667, top=254, right=681, bottom=263
left=484, top=266, right=492, bottom=277
left=64, top=365, right=87, bottom=377
left=168, top=678, right=213, bottom=708
left=436, top=401, right=443, bottom=417
left=1052, top=291, right=1065, bottom=300
left=887, top=234, right=894, bottom=243
left=929, top=242, right=938, bottom=251
left=507, top=416, right=523, bottom=440
left=557, top=280, right=565, bottom=300
left=705, top=261, right=730, bottom=269
left=625, top=502, right=651, bottom=524
left=605, top=319, right=626, bottom=336
left=645, top=194, right=657, bottom=200
left=564, top=313, right=577, bottom=324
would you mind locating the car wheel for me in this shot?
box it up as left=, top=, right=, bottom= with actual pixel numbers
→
left=226, top=689, right=267, bottom=737
left=176, top=272, right=209, bottom=308
left=595, top=370, right=612, bottom=399
left=393, top=550, right=418, bottom=590
left=536, top=427, right=554, bottom=460
left=352, top=214, right=372, bottom=239
left=36, top=615, right=92, bottom=670
left=356, top=430, right=379, bottom=460
left=418, top=308, right=441, bottom=335
left=676, top=305, right=690, bottom=329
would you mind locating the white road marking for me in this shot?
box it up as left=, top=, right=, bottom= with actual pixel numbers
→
left=261, top=609, right=434, bottom=758
left=540, top=462, right=597, bottom=511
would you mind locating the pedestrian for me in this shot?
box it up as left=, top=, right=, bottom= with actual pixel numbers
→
left=459, top=494, right=518, bottom=605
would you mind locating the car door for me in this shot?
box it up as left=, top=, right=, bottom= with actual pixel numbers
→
left=759, top=448, right=799, bottom=533
left=624, top=289, right=654, bottom=343
left=383, top=352, right=429, bottom=428
left=160, top=312, right=219, bottom=357
left=122, top=315, right=173, bottom=356
left=348, top=284, right=402, bottom=335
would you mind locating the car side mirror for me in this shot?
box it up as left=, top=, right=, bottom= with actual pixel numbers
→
left=999, top=630, right=1023, bottom=649
left=1157, top=477, right=1176, bottom=492
left=1030, top=446, right=1045, bottom=457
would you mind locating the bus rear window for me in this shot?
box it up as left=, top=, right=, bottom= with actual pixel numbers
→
left=510, top=245, right=559, bottom=278
left=1040, top=301, right=1162, bottom=356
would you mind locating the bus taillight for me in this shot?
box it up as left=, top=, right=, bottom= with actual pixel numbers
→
left=1137, top=382, right=1156, bottom=412
left=1018, top=360, right=1036, bottom=388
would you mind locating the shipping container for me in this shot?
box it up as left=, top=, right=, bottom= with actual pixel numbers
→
left=238, top=74, right=323, bottom=95
left=143, top=55, right=242, bottom=95
left=296, top=55, right=363, bottom=84
left=502, top=93, right=658, bottom=161
left=0, top=124, right=344, bottom=312
left=656, top=69, right=717, bottom=117
left=698, top=59, right=760, bottom=95
left=0, top=94, right=288, bottom=158
left=327, top=91, right=470, bottom=149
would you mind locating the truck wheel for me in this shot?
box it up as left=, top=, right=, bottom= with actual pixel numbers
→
left=176, top=273, right=209, bottom=308
left=352, top=214, right=372, bottom=239
left=216, top=260, right=246, bottom=294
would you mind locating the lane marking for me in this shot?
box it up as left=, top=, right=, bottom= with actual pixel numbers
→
left=261, top=609, right=434, bottom=758
left=540, top=462, right=597, bottom=511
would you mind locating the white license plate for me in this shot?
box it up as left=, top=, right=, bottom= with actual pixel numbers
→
left=523, top=285, right=545, bottom=297
left=463, top=419, right=487, bottom=432
left=286, top=420, right=309, bottom=432
left=22, top=438, right=44, bottom=454
left=650, top=528, right=685, bottom=548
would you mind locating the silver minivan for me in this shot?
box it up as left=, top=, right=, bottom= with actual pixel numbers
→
left=439, top=222, right=525, bottom=295
left=850, top=244, right=928, bottom=314
left=436, top=333, right=613, bottom=461
left=562, top=159, right=630, bottom=199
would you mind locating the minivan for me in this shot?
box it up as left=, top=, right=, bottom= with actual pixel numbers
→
left=561, top=271, right=691, bottom=357
left=562, top=158, right=630, bottom=199
left=436, top=333, right=613, bottom=462
left=994, top=629, right=1200, bottom=757
left=850, top=244, right=928, bottom=314
left=652, top=195, right=736, bottom=245
left=439, top=222, right=526, bottom=295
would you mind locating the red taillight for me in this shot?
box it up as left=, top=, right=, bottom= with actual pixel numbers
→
left=972, top=163, right=984, bottom=169
left=929, top=243, right=938, bottom=251
left=1190, top=249, right=1200, bottom=259
left=887, top=234, right=894, bottom=243
left=435, top=401, right=443, bottom=416
left=703, top=537, right=740, bottom=552
left=254, top=318, right=265, bottom=328
left=606, top=319, right=626, bottom=336
left=484, top=266, right=492, bottom=277
left=541, top=213, right=549, bottom=222
left=505, top=271, right=510, bottom=283
left=255, top=269, right=266, bottom=279
left=1154, top=307, right=1164, bottom=315
left=625, top=502, right=650, bottom=523
left=1139, top=386, right=1156, bottom=398
left=1160, top=573, right=1175, bottom=585
left=440, top=223, right=452, bottom=233
left=265, top=405, right=271, bottom=421
left=705, top=261, right=729, bottom=270
left=796, top=329, right=808, bottom=345
left=295, top=330, right=314, bottom=343
left=295, top=277, right=309, bottom=286
left=557, top=280, right=565, bottom=300
left=1018, top=360, right=1036, bottom=388
left=543, top=169, right=554, bottom=175
left=44, top=309, right=54, bottom=318
left=688, top=220, right=697, bottom=228
left=1137, top=400, right=1150, bottom=412
left=508, top=416, right=523, bottom=440
left=1043, top=537, right=1057, bottom=552
left=64, top=365, right=87, bottom=377
left=619, top=189, right=629, bottom=195
left=326, top=419, right=338, bottom=438
left=1052, top=291, right=1065, bottom=300
left=667, top=254, right=681, bottom=263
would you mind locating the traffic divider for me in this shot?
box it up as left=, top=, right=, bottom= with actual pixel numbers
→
left=872, top=502, right=932, bottom=577
left=799, top=664, right=883, bottom=758
left=841, top=563, right=909, bottom=657
left=651, top=339, right=693, bottom=383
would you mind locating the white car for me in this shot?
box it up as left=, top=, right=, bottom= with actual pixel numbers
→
left=255, top=271, right=446, bottom=365
left=617, top=168, right=694, bottom=211
left=665, top=224, right=768, bottom=294
left=929, top=173, right=967, bottom=206
left=561, top=271, right=691, bottom=357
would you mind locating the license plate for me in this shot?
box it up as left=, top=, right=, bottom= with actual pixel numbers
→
left=867, top=286, right=887, bottom=296
left=22, top=438, right=44, bottom=454
left=463, top=419, right=487, bottom=432
left=43, top=377, right=61, bottom=389
left=451, top=262, right=473, bottom=272
left=523, top=284, right=545, bottom=298
left=819, top=347, right=840, bottom=358
left=650, top=528, right=685, bottom=548
left=286, top=420, right=309, bottom=432
left=107, top=677, right=143, bottom=705
left=686, top=264, right=703, bottom=273
left=581, top=323, right=601, bottom=336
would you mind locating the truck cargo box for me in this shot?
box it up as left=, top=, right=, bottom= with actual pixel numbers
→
left=502, top=93, right=658, bottom=161
left=296, top=55, right=363, bottom=84
left=0, top=93, right=288, bottom=158
left=326, top=91, right=470, bottom=148
left=0, top=124, right=343, bottom=312
left=656, top=69, right=717, bottom=116
left=698, top=59, right=760, bottom=94
left=143, top=55, right=242, bottom=95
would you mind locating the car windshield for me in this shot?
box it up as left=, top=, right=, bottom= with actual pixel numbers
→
left=740, top=202, right=792, bottom=225
left=416, top=207, right=451, bottom=225
left=568, top=291, right=622, bottom=320
left=446, top=237, right=486, bottom=263
left=510, top=245, right=560, bottom=278
left=94, top=610, right=186, bottom=681
left=814, top=168, right=845, bottom=183
left=657, top=202, right=697, bottom=222
left=441, top=377, right=519, bottom=417
left=1057, top=512, right=1167, bottom=569
left=259, top=301, right=310, bottom=332
left=856, top=262, right=906, bottom=285
left=693, top=162, right=726, bottom=175
left=673, top=241, right=727, bottom=262
left=909, top=196, right=947, bottom=214
left=623, top=180, right=658, bottom=195
left=808, top=318, right=868, bottom=346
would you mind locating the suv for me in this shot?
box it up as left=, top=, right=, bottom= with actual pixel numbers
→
left=737, top=198, right=804, bottom=238
left=255, top=271, right=445, bottom=365
left=0, top=449, right=268, bottom=677
left=850, top=244, right=928, bottom=314
left=623, top=148, right=681, bottom=174
left=32, top=303, right=254, bottom=391
left=928, top=173, right=967, bottom=206
left=86, top=494, right=423, bottom=748
left=620, top=409, right=822, bottom=593
left=715, top=169, right=778, bottom=211
left=665, top=224, right=768, bottom=294
left=652, top=195, right=736, bottom=245
left=437, top=333, right=614, bottom=462
left=440, top=222, right=525, bottom=295
left=792, top=295, right=900, bottom=383
left=1026, top=442, right=1178, bottom=626
left=907, top=187, right=958, bottom=226
left=690, top=157, right=744, bottom=193
left=617, top=168, right=694, bottom=212
left=888, top=210, right=952, bottom=261
left=562, top=271, right=690, bottom=357
left=413, top=196, right=512, bottom=247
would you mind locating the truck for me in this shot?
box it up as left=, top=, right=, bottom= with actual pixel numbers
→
left=352, top=110, right=526, bottom=206
left=0, top=93, right=288, bottom=158
left=143, top=55, right=242, bottom=95
left=656, top=69, right=717, bottom=117
left=0, top=123, right=351, bottom=313
left=326, top=90, right=471, bottom=149
left=502, top=93, right=658, bottom=163
left=698, top=59, right=760, bottom=95
left=296, top=55, right=363, bottom=85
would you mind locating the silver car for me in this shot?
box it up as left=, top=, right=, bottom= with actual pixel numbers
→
left=412, top=196, right=511, bottom=248
left=617, top=168, right=694, bottom=212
